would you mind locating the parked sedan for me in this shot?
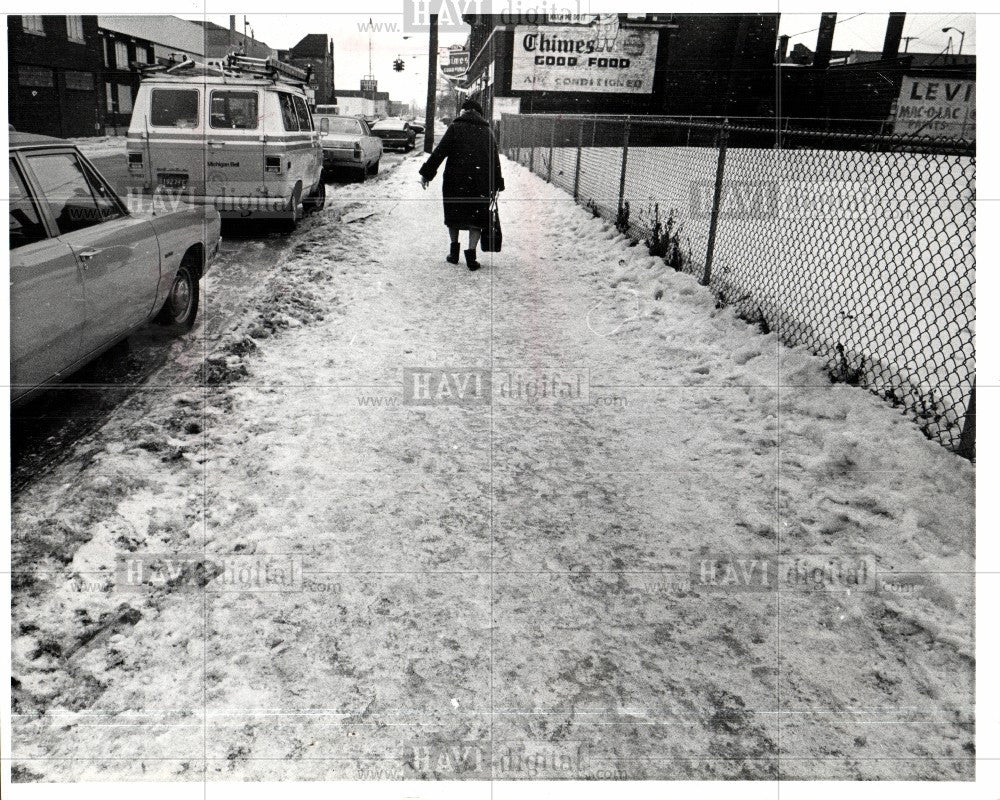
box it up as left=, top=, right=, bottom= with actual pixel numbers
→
left=9, top=132, right=221, bottom=405
left=317, top=115, right=383, bottom=181
left=408, top=120, right=425, bottom=135
left=371, top=118, right=417, bottom=152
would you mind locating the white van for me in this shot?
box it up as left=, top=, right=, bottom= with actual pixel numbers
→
left=126, top=56, right=324, bottom=227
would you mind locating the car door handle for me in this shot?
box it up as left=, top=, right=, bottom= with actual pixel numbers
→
left=78, top=248, right=102, bottom=261
left=208, top=141, right=225, bottom=148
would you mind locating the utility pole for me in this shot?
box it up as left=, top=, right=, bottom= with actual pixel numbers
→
left=902, top=36, right=917, bottom=53
left=424, top=13, right=438, bottom=153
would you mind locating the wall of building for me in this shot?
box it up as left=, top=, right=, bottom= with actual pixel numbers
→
left=8, top=15, right=104, bottom=137
left=779, top=58, right=976, bottom=134
left=464, top=14, right=779, bottom=120
left=97, top=14, right=205, bottom=59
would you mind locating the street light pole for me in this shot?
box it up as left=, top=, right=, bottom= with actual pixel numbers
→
left=942, top=26, right=966, bottom=55
left=424, top=14, right=438, bottom=153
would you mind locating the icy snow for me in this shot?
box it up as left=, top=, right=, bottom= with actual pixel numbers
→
left=10, top=155, right=973, bottom=781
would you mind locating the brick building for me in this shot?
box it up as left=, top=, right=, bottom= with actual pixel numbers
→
left=97, top=16, right=207, bottom=134
left=8, top=15, right=104, bottom=137
left=278, top=34, right=335, bottom=106
left=193, top=17, right=274, bottom=60
left=461, top=13, right=779, bottom=120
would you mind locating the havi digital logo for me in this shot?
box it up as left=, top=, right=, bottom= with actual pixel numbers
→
left=404, top=1, right=490, bottom=32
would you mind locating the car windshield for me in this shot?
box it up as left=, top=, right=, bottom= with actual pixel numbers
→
left=325, top=118, right=363, bottom=135
left=373, top=120, right=406, bottom=131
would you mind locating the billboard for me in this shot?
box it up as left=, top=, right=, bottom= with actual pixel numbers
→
left=891, top=76, right=975, bottom=139
left=511, top=24, right=659, bottom=94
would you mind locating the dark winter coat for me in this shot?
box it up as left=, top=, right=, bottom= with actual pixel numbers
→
left=419, top=110, right=505, bottom=230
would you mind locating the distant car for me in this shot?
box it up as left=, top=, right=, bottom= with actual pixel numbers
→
left=408, top=120, right=425, bottom=135
left=316, top=115, right=383, bottom=181
left=9, top=132, right=221, bottom=405
left=371, top=118, right=417, bottom=152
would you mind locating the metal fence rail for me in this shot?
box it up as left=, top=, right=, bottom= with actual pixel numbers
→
left=499, top=114, right=976, bottom=458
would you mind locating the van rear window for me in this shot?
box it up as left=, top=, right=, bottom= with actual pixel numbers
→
left=211, top=90, right=259, bottom=130
left=150, top=89, right=199, bottom=128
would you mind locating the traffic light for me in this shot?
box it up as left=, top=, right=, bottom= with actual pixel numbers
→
left=393, top=58, right=405, bottom=72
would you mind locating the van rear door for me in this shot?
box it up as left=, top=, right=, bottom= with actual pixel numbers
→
left=145, top=86, right=205, bottom=196
left=206, top=88, right=264, bottom=215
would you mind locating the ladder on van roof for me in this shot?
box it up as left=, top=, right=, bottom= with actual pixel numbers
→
left=133, top=52, right=312, bottom=87
left=224, top=54, right=312, bottom=86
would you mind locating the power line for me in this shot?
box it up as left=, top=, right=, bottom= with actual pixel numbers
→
left=784, top=13, right=865, bottom=41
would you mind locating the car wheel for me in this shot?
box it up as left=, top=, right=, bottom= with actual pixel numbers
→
left=279, top=186, right=302, bottom=233
left=303, top=180, right=326, bottom=213
left=155, top=258, right=200, bottom=331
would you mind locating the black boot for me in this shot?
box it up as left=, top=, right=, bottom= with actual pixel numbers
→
left=446, top=242, right=460, bottom=264
left=464, top=249, right=481, bottom=271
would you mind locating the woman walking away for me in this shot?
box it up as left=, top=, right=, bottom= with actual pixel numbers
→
left=419, top=99, right=504, bottom=271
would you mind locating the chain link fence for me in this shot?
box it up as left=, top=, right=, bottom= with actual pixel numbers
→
left=499, top=114, right=976, bottom=458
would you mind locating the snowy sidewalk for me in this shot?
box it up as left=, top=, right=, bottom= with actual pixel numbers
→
left=11, top=155, right=974, bottom=782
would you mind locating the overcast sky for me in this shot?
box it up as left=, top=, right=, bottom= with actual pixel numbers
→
left=184, top=12, right=975, bottom=106
left=185, top=14, right=468, bottom=109
left=778, top=12, right=975, bottom=56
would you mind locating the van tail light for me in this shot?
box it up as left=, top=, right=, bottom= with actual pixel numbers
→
left=265, top=156, right=281, bottom=173
left=128, top=152, right=143, bottom=173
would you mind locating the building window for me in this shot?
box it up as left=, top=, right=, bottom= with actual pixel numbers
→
left=117, top=84, right=133, bottom=115
left=115, top=41, right=129, bottom=69
left=66, top=16, right=85, bottom=42
left=106, top=82, right=116, bottom=113
left=103, top=38, right=111, bottom=68
left=17, top=65, right=55, bottom=88
left=21, top=16, right=44, bottom=35
left=135, top=45, right=148, bottom=64
left=65, top=71, right=95, bottom=91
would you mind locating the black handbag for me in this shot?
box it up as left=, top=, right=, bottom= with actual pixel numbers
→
left=480, top=195, right=502, bottom=253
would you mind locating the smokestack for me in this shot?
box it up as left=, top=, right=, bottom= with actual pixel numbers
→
left=813, top=12, right=837, bottom=69
left=777, top=34, right=789, bottom=63
left=881, top=12, right=906, bottom=61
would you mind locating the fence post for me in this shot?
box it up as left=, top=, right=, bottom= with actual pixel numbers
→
left=529, top=117, right=536, bottom=173
left=617, top=116, right=631, bottom=219
left=958, top=381, right=976, bottom=459
left=573, top=119, right=582, bottom=201
left=701, top=120, right=729, bottom=287
left=548, top=116, right=555, bottom=183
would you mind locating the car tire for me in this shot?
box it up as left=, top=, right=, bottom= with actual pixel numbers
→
left=303, top=180, right=326, bottom=213
left=370, top=158, right=380, bottom=175
left=279, top=186, right=302, bottom=233
left=155, top=258, right=200, bottom=332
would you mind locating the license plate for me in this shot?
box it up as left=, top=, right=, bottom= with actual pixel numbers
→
left=159, top=172, right=188, bottom=190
